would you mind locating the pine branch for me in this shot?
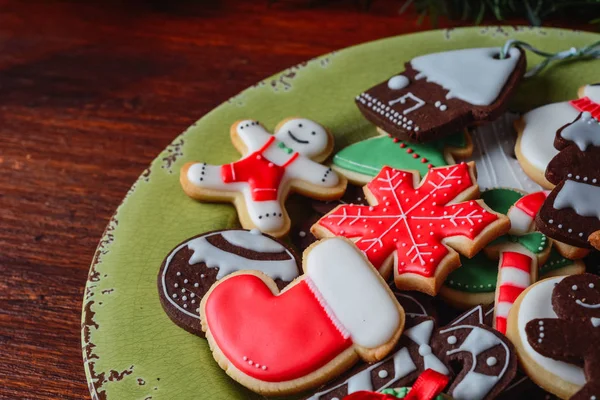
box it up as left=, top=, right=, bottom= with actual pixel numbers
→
left=402, top=0, right=600, bottom=26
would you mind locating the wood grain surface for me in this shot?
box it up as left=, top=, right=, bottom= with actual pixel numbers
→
left=0, top=0, right=594, bottom=398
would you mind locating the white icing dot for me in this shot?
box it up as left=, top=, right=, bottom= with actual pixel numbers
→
left=172, top=294, right=177, bottom=299
left=549, top=219, right=554, bottom=224
left=486, top=357, right=497, bottom=367
left=387, top=75, right=410, bottom=90
left=184, top=279, right=189, bottom=284
left=181, top=289, right=185, bottom=293
left=539, top=326, right=544, bottom=331
left=447, top=335, right=457, bottom=345
left=190, top=293, right=196, bottom=298
left=183, top=304, right=188, bottom=308
left=378, top=370, right=389, bottom=379
left=558, top=224, right=563, bottom=229
left=174, top=283, right=179, bottom=288
left=418, top=344, right=432, bottom=356
left=243, top=356, right=248, bottom=361
left=262, top=366, right=267, bottom=371
left=540, top=333, right=545, bottom=338
left=182, top=296, right=188, bottom=301
left=440, top=105, right=447, bottom=111
left=572, top=285, right=578, bottom=291
left=194, top=283, right=199, bottom=287
left=201, top=274, right=205, bottom=278
left=176, top=272, right=181, bottom=276
left=539, top=321, right=544, bottom=325
left=590, top=283, right=595, bottom=289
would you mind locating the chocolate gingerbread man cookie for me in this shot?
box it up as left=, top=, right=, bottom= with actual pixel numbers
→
left=525, top=274, right=600, bottom=400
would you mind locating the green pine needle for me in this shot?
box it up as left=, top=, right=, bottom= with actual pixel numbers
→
left=401, top=0, right=600, bottom=26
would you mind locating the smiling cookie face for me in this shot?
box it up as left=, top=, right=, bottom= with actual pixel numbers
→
left=274, top=118, right=330, bottom=158
left=552, top=274, right=600, bottom=321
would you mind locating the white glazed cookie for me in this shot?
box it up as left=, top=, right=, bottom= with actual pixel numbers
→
left=180, top=118, right=347, bottom=237
left=515, top=84, right=599, bottom=189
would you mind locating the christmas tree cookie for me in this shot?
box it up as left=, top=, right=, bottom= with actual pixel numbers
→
left=332, top=129, right=472, bottom=185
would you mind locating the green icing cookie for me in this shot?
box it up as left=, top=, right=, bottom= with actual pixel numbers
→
left=445, top=252, right=498, bottom=293
left=382, top=387, right=445, bottom=400
left=490, top=232, right=550, bottom=255
left=540, top=248, right=574, bottom=275
left=480, top=188, right=522, bottom=215
left=333, top=131, right=466, bottom=178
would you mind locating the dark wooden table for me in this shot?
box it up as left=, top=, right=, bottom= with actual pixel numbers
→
left=0, top=1, right=595, bottom=398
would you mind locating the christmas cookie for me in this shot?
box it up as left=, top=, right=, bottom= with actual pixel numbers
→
left=488, top=191, right=552, bottom=334
left=355, top=47, right=526, bottom=143
left=465, top=113, right=542, bottom=192
left=180, top=118, right=347, bottom=237
left=506, top=275, right=591, bottom=399
left=524, top=274, right=600, bottom=400
left=515, top=84, right=599, bottom=189
left=332, top=129, right=472, bottom=185
left=441, top=189, right=578, bottom=312
left=536, top=111, right=600, bottom=257
left=312, top=162, right=510, bottom=295
left=434, top=305, right=518, bottom=400
left=304, top=292, right=447, bottom=399
left=200, top=238, right=405, bottom=396
left=157, top=229, right=300, bottom=336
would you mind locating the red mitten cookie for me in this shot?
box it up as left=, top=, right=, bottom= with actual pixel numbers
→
left=355, top=47, right=525, bottom=143
left=312, top=162, right=510, bottom=295
left=200, top=238, right=405, bottom=395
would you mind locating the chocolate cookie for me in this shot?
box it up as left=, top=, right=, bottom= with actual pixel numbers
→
left=157, top=229, right=300, bottom=336
left=525, top=274, right=600, bottom=400
left=303, top=292, right=447, bottom=400
left=434, top=305, right=518, bottom=400
left=536, top=112, right=600, bottom=250
left=355, top=47, right=526, bottom=143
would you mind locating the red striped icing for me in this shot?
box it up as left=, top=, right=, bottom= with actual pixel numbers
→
left=495, top=251, right=534, bottom=334
left=501, top=251, right=532, bottom=273
left=514, top=191, right=550, bottom=218
left=498, top=285, right=524, bottom=303
left=571, top=97, right=600, bottom=120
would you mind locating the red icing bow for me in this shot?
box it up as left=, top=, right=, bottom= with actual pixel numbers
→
left=343, top=369, right=449, bottom=400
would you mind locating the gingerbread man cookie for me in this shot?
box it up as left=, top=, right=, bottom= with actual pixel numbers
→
left=525, top=274, right=600, bottom=400
left=200, top=238, right=405, bottom=396
left=157, top=229, right=300, bottom=336
left=535, top=111, right=600, bottom=258
left=515, top=84, right=600, bottom=189
left=312, top=162, right=510, bottom=295
left=181, top=118, right=347, bottom=237
left=506, top=276, right=588, bottom=400
left=356, top=47, right=526, bottom=143
left=332, top=129, right=472, bottom=185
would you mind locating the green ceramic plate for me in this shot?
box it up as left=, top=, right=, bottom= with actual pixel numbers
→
left=82, top=26, right=600, bottom=399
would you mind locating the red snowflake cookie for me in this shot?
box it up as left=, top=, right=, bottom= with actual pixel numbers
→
left=311, top=163, right=510, bottom=295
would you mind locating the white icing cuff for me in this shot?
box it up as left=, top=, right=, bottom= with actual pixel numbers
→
left=305, top=239, right=400, bottom=348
